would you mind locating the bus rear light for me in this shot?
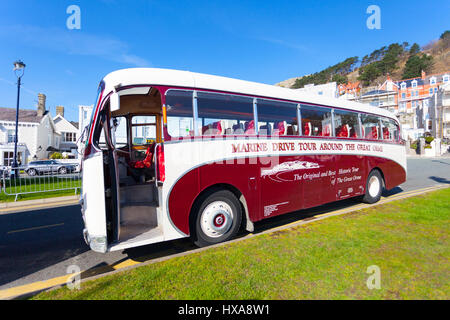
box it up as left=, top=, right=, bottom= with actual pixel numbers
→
left=156, top=144, right=165, bottom=185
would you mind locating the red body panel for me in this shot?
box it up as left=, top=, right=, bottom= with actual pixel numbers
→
left=168, top=154, right=406, bottom=235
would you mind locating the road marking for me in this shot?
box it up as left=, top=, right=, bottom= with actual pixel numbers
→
left=0, top=273, right=78, bottom=300
left=0, top=200, right=78, bottom=215
left=7, top=223, right=64, bottom=234
left=0, top=184, right=447, bottom=300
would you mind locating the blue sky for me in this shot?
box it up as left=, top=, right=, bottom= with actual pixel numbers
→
left=0, top=0, right=448, bottom=122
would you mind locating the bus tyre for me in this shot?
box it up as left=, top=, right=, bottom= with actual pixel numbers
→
left=362, top=170, right=383, bottom=204
left=192, top=189, right=242, bottom=247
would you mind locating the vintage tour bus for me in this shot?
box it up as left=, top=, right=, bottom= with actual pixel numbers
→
left=80, top=68, right=406, bottom=253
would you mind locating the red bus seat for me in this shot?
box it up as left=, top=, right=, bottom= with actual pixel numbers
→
left=303, top=122, right=312, bottom=136
left=366, top=126, right=379, bottom=140
left=383, top=127, right=390, bottom=140
left=320, top=123, right=332, bottom=137
left=128, top=144, right=155, bottom=169
left=273, top=121, right=286, bottom=135
left=244, top=120, right=256, bottom=134
left=337, top=124, right=350, bottom=138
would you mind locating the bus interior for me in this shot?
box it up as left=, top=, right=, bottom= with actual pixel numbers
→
left=97, top=86, right=164, bottom=249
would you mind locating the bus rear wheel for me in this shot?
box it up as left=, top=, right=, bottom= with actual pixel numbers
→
left=362, top=170, right=384, bottom=204
left=192, top=189, right=242, bottom=247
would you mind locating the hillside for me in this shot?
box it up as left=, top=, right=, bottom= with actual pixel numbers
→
left=276, top=31, right=450, bottom=89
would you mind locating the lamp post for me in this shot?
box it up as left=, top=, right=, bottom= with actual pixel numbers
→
left=12, top=60, right=26, bottom=178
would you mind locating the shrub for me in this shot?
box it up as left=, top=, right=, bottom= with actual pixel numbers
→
left=50, top=152, right=63, bottom=159
left=425, top=136, right=435, bottom=144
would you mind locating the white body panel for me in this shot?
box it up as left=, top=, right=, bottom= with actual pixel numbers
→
left=81, top=151, right=108, bottom=252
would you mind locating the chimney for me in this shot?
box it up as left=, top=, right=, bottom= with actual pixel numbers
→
left=56, top=106, right=64, bottom=118
left=37, top=93, right=46, bottom=117
left=421, top=70, right=426, bottom=79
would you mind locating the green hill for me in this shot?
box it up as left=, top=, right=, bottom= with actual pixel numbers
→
left=277, top=31, right=450, bottom=88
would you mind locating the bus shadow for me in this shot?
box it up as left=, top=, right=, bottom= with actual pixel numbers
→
left=429, top=176, right=450, bottom=184
left=118, top=188, right=405, bottom=265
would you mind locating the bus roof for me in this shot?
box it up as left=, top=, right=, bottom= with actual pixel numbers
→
left=103, top=68, right=397, bottom=120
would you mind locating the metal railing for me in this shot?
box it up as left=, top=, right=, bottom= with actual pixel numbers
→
left=1, top=164, right=81, bottom=201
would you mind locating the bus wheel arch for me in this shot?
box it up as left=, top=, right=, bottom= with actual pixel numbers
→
left=189, top=183, right=252, bottom=247
left=362, top=168, right=385, bottom=204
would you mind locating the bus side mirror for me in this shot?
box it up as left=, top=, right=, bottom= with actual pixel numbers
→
left=110, top=92, right=120, bottom=112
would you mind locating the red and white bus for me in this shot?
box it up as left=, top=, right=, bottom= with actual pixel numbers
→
left=80, top=68, right=406, bottom=253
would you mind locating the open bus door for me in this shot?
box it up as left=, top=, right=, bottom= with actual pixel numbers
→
left=81, top=100, right=121, bottom=252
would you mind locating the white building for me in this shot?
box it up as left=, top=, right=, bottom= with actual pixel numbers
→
left=293, top=82, right=338, bottom=98
left=0, top=94, right=61, bottom=166
left=53, top=106, right=79, bottom=158
left=428, top=82, right=450, bottom=139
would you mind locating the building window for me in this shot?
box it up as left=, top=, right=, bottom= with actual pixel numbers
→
left=401, top=93, right=406, bottom=99
left=62, top=132, right=76, bottom=142
left=412, top=80, right=417, bottom=88
left=444, top=75, right=449, bottom=83
left=430, top=77, right=436, bottom=85
left=3, top=151, right=14, bottom=166
left=7, top=130, right=15, bottom=143
left=429, top=88, right=433, bottom=95
left=435, top=88, right=438, bottom=93
left=400, top=82, right=406, bottom=90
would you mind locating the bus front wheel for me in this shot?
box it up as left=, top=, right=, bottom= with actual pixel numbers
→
left=192, top=189, right=242, bottom=247
left=362, top=170, right=384, bottom=204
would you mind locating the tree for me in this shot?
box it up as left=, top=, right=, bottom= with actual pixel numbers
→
left=440, top=30, right=450, bottom=50
left=401, top=54, right=433, bottom=79
left=409, top=43, right=421, bottom=55
left=358, top=63, right=382, bottom=86
left=332, top=74, right=348, bottom=85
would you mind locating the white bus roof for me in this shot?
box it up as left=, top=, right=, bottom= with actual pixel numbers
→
left=103, top=68, right=397, bottom=120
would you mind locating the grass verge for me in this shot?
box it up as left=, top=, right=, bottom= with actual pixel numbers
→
left=33, top=188, right=450, bottom=300
left=0, top=177, right=80, bottom=202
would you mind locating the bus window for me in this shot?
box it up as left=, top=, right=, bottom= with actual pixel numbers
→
left=333, top=110, right=361, bottom=139
left=300, top=105, right=332, bottom=137
left=381, top=117, right=399, bottom=141
left=361, top=114, right=381, bottom=140
left=166, top=90, right=194, bottom=138
left=131, top=116, right=156, bottom=145
left=196, top=92, right=254, bottom=135
left=257, top=99, right=298, bottom=136
left=111, top=116, right=128, bottom=148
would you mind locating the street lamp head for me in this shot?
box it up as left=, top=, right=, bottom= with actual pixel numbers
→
left=13, top=60, right=26, bottom=78
left=13, top=60, right=26, bottom=71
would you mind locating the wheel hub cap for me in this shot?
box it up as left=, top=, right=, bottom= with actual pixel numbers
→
left=200, top=201, right=233, bottom=238
left=368, top=176, right=380, bottom=197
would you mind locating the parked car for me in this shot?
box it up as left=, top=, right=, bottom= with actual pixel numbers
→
left=24, top=160, right=77, bottom=176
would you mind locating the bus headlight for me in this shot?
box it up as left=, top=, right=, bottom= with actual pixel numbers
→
left=89, top=236, right=107, bottom=253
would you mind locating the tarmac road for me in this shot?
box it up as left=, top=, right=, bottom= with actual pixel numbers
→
left=0, top=157, right=449, bottom=293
